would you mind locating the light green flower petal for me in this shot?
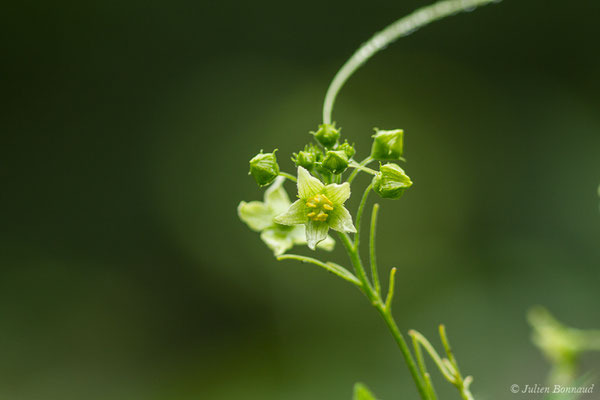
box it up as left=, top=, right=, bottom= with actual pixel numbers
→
left=297, top=166, right=324, bottom=199
left=289, top=225, right=308, bottom=243
left=317, top=235, right=335, bottom=251
left=327, top=206, right=356, bottom=233
left=324, top=182, right=350, bottom=205
left=290, top=226, right=335, bottom=251
left=238, top=201, right=273, bottom=231
left=274, top=199, right=308, bottom=226
left=264, top=176, right=291, bottom=215
left=261, top=228, right=294, bottom=256
left=306, top=220, right=329, bottom=250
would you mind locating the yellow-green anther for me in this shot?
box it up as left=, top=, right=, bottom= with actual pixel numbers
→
left=306, top=194, right=333, bottom=222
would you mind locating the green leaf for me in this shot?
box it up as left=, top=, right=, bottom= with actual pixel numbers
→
left=326, top=261, right=361, bottom=286
left=353, top=383, right=378, bottom=400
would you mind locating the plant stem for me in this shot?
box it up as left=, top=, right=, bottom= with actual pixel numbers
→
left=322, top=0, right=500, bottom=124
left=279, top=172, right=297, bottom=182
left=337, top=232, right=375, bottom=302
left=370, top=203, right=381, bottom=295
left=277, top=254, right=361, bottom=286
left=354, top=184, right=372, bottom=251
left=347, top=156, right=374, bottom=184
left=375, top=305, right=429, bottom=400
left=337, top=230, right=428, bottom=399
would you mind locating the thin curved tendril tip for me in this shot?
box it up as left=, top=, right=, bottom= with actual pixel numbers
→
left=322, top=0, right=501, bottom=124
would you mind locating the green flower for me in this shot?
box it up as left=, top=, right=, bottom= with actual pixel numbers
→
left=274, top=167, right=356, bottom=250
left=238, top=177, right=335, bottom=255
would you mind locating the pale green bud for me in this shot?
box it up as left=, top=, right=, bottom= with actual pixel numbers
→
left=312, top=123, right=340, bottom=148
left=372, top=163, right=412, bottom=199
left=338, top=140, right=356, bottom=159
left=371, top=129, right=404, bottom=160
left=249, top=150, right=279, bottom=187
left=292, top=151, right=315, bottom=169
left=292, top=144, right=321, bottom=170
left=322, top=150, right=349, bottom=174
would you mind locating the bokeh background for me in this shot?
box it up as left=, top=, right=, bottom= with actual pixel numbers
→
left=2, top=0, right=599, bottom=399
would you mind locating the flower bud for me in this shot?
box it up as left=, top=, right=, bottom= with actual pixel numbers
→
left=372, top=163, right=412, bottom=199
left=311, top=123, right=340, bottom=148
left=249, top=150, right=279, bottom=187
left=292, top=150, right=315, bottom=169
left=338, top=140, right=356, bottom=159
left=292, top=144, right=321, bottom=170
left=322, top=150, right=349, bottom=174
left=370, top=129, right=404, bottom=160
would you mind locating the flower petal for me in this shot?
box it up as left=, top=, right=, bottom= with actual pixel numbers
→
left=297, top=166, right=324, bottom=199
left=264, top=176, right=291, bottom=215
left=324, top=182, right=350, bottom=205
left=317, top=235, right=336, bottom=251
left=305, top=220, right=329, bottom=250
left=273, top=199, right=308, bottom=226
left=291, top=226, right=335, bottom=252
left=238, top=201, right=273, bottom=231
left=327, top=206, right=357, bottom=233
left=260, top=228, right=294, bottom=256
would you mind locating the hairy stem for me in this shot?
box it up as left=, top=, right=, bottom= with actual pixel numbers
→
left=354, top=184, right=372, bottom=251
left=322, top=0, right=500, bottom=124
left=370, top=203, right=381, bottom=295
left=337, top=229, right=428, bottom=399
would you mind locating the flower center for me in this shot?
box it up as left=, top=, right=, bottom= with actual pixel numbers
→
left=306, top=194, right=334, bottom=222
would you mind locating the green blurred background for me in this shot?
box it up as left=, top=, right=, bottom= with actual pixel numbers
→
left=2, top=1, right=599, bottom=399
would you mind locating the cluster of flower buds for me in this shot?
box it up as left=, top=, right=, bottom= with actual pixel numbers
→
left=247, top=123, right=412, bottom=200
left=249, top=150, right=279, bottom=187
left=292, top=123, right=356, bottom=176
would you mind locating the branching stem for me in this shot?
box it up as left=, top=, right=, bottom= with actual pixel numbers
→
left=334, top=185, right=429, bottom=399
